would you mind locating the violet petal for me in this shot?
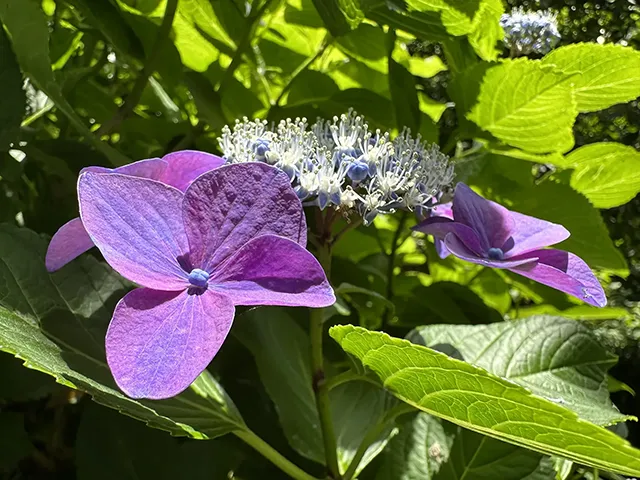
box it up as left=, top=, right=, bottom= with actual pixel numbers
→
left=183, top=163, right=307, bottom=271
left=509, top=249, right=607, bottom=307
left=45, top=218, right=95, bottom=272
left=452, top=183, right=515, bottom=251
left=414, top=217, right=485, bottom=256
left=211, top=234, right=335, bottom=307
left=502, top=211, right=570, bottom=257
left=78, top=172, right=189, bottom=290
left=81, top=157, right=167, bottom=179
left=106, top=288, right=235, bottom=399
left=444, top=233, right=538, bottom=269
left=159, top=150, right=225, bottom=192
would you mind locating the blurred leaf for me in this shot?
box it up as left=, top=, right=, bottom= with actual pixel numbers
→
left=608, top=375, right=635, bottom=396
left=0, top=413, right=33, bottom=471
left=0, top=0, right=128, bottom=165
left=542, top=43, right=640, bottom=113
left=0, top=351, right=59, bottom=401
left=409, top=316, right=630, bottom=426
left=0, top=25, right=25, bottom=152
left=336, top=23, right=387, bottom=73
left=471, top=156, right=629, bottom=276
left=376, top=413, right=455, bottom=480
left=184, top=72, right=228, bottom=130
left=467, top=0, right=503, bottom=61
left=393, top=47, right=447, bottom=79
left=396, top=282, right=503, bottom=327
left=512, top=305, right=630, bottom=322
left=404, top=0, right=481, bottom=36
left=77, top=403, right=245, bottom=480
left=468, top=269, right=511, bottom=314
left=332, top=381, right=397, bottom=476
left=0, top=224, right=245, bottom=439
left=330, top=325, right=640, bottom=477
left=389, top=58, right=420, bottom=133
left=325, top=89, right=394, bottom=130
left=419, top=93, right=449, bottom=122
left=287, top=70, right=339, bottom=105
left=561, top=142, right=640, bottom=209
left=366, top=6, right=448, bottom=43
left=327, top=57, right=389, bottom=97
left=311, top=0, right=364, bottom=36
left=468, top=59, right=576, bottom=154
left=234, top=307, right=324, bottom=463
left=485, top=144, right=565, bottom=166
left=435, top=425, right=554, bottom=480
left=336, top=283, right=395, bottom=330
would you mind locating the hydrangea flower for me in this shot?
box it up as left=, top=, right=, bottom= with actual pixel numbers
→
left=46, top=150, right=223, bottom=272
left=77, top=162, right=335, bottom=399
left=218, top=110, right=454, bottom=224
left=500, top=7, right=561, bottom=56
left=415, top=183, right=606, bottom=307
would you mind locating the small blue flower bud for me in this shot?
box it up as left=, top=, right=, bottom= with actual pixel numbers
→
left=487, top=248, right=505, bottom=261
left=188, top=268, right=210, bottom=288
left=347, top=160, right=369, bottom=182
left=252, top=138, right=271, bottom=159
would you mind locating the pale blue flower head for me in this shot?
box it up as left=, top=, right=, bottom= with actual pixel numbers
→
left=218, top=110, right=454, bottom=225
left=501, top=7, right=561, bottom=56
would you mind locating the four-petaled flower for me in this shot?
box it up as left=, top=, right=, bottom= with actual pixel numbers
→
left=46, top=150, right=224, bottom=272
left=77, top=162, right=335, bottom=399
left=415, top=183, right=606, bottom=307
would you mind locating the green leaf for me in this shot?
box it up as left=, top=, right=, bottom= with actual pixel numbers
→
left=236, top=307, right=396, bottom=473
left=234, top=307, right=324, bottom=463
left=470, top=156, right=628, bottom=276
left=467, top=0, right=503, bottom=61
left=393, top=48, right=447, bottom=79
left=310, top=0, right=364, bottom=36
left=0, top=224, right=245, bottom=440
left=329, top=325, right=640, bottom=477
left=366, top=6, right=449, bottom=43
left=389, top=58, right=420, bottom=133
left=336, top=23, right=387, bottom=73
left=376, top=413, right=455, bottom=480
left=0, top=26, right=26, bottom=151
left=287, top=70, right=339, bottom=105
left=0, top=0, right=128, bottom=165
left=404, top=0, right=480, bottom=36
left=468, top=59, right=577, bottom=154
left=336, top=283, right=396, bottom=331
left=76, top=403, right=245, bottom=480
left=561, top=143, right=640, bottom=209
left=542, top=43, right=640, bottom=113
left=408, top=316, right=630, bottom=426
left=435, top=425, right=555, bottom=480
left=0, top=413, right=33, bottom=470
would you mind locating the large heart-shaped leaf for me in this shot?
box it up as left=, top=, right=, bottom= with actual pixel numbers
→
left=330, top=325, right=640, bottom=477
left=0, top=224, right=244, bottom=439
left=408, top=316, right=630, bottom=426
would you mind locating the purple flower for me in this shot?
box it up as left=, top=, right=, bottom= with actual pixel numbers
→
left=415, top=183, right=606, bottom=307
left=78, top=162, right=335, bottom=399
left=429, top=201, right=453, bottom=259
left=45, top=150, right=224, bottom=272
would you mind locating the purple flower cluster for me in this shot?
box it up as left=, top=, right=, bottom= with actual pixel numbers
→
left=47, top=151, right=334, bottom=399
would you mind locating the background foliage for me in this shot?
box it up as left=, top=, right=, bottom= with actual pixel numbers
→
left=1, top=0, right=640, bottom=479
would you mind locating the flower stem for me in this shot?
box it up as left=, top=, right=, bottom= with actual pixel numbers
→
left=310, top=240, right=342, bottom=479
left=97, top=0, right=178, bottom=136
left=384, top=211, right=408, bottom=322
left=234, top=429, right=321, bottom=480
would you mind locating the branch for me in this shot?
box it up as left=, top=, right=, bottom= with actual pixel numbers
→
left=96, top=0, right=178, bottom=136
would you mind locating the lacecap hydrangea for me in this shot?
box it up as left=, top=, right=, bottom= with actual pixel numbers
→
left=500, top=7, right=561, bottom=56
left=218, top=110, right=454, bottom=224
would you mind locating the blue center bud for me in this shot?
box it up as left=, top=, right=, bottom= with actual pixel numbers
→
left=252, top=138, right=271, bottom=159
left=347, top=159, right=370, bottom=182
left=487, top=248, right=505, bottom=261
left=188, top=268, right=210, bottom=288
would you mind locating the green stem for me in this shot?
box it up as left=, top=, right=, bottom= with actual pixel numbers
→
left=385, top=211, right=408, bottom=309
left=234, top=429, right=321, bottom=480
left=310, top=241, right=342, bottom=479
left=97, top=0, right=178, bottom=136
left=343, top=403, right=415, bottom=480
left=273, top=33, right=333, bottom=107
left=218, top=0, right=277, bottom=93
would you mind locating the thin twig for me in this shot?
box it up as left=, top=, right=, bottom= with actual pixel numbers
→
left=273, top=33, right=333, bottom=107
left=217, top=0, right=277, bottom=93
left=96, top=0, right=178, bottom=136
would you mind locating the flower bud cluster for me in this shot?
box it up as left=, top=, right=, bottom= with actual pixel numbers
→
left=218, top=110, right=454, bottom=224
left=500, top=7, right=561, bottom=56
